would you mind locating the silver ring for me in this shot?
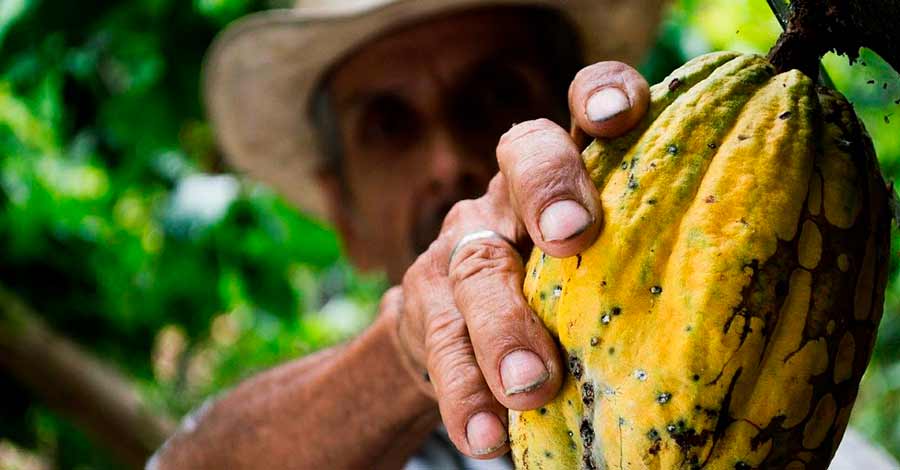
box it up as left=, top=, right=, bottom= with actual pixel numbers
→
left=448, top=230, right=515, bottom=268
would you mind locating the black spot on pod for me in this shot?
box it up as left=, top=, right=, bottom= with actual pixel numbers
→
left=650, top=285, right=663, bottom=295
left=734, top=462, right=751, bottom=470
left=576, top=254, right=582, bottom=269
left=580, top=419, right=595, bottom=446
left=582, top=382, right=595, bottom=406
left=590, top=336, right=600, bottom=346
left=692, top=374, right=701, bottom=381
left=657, top=392, right=672, bottom=404
left=568, top=355, right=583, bottom=380
left=778, top=111, right=792, bottom=120
left=627, top=174, right=639, bottom=190
left=707, top=142, right=717, bottom=149
left=667, top=144, right=678, bottom=155
left=580, top=419, right=597, bottom=470
left=621, top=160, right=628, bottom=170
left=539, top=407, right=548, bottom=415
left=668, top=77, right=683, bottom=91
left=611, top=306, right=622, bottom=316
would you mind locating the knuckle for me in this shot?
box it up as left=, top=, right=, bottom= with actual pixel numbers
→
left=379, top=286, right=403, bottom=312
left=426, top=311, right=468, bottom=352
left=497, top=119, right=559, bottom=161
left=575, top=60, right=630, bottom=83
left=443, top=198, right=478, bottom=230
left=450, top=239, right=521, bottom=285
left=499, top=119, right=558, bottom=149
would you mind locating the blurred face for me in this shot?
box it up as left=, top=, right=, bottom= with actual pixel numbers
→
left=322, top=9, right=571, bottom=282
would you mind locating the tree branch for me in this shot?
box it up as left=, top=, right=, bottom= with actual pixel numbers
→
left=0, top=285, right=176, bottom=469
left=769, top=0, right=900, bottom=76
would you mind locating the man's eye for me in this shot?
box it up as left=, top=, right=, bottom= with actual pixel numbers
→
left=454, top=62, right=541, bottom=133
left=358, top=95, right=421, bottom=149
left=478, top=67, right=532, bottom=109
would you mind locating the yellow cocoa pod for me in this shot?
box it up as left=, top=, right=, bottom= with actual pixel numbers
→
left=510, top=52, right=892, bottom=470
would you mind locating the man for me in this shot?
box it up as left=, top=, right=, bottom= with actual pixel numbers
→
left=150, top=1, right=899, bottom=468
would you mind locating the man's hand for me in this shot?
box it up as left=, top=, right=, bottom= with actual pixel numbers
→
left=394, top=61, right=650, bottom=458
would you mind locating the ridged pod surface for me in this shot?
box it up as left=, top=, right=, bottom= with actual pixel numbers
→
left=510, top=52, right=892, bottom=470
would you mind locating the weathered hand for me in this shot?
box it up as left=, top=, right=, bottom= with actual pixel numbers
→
left=393, top=61, right=650, bottom=459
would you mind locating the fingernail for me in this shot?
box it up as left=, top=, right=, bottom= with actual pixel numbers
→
left=539, top=200, right=592, bottom=242
left=500, top=350, right=549, bottom=395
left=466, top=412, right=508, bottom=456
left=586, top=87, right=630, bottom=122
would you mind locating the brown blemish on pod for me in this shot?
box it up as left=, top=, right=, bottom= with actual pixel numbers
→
left=808, top=172, right=822, bottom=215
left=802, top=394, right=836, bottom=449
left=797, top=220, right=822, bottom=269
left=854, top=237, right=876, bottom=320
left=832, top=405, right=854, bottom=451
left=833, top=333, right=855, bottom=384
left=837, top=254, right=849, bottom=272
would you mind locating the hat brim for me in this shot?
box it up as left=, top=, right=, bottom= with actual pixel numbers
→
left=204, top=0, right=665, bottom=219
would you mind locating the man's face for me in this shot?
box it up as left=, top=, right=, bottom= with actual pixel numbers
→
left=324, top=9, right=572, bottom=282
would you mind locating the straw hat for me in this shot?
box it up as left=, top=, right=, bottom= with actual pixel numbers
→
left=204, top=0, right=665, bottom=219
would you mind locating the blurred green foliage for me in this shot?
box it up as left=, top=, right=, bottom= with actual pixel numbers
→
left=0, top=0, right=897, bottom=468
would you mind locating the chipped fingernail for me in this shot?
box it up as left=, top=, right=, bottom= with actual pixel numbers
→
left=539, top=199, right=592, bottom=242
left=586, top=87, right=630, bottom=122
left=466, top=412, right=508, bottom=456
left=501, top=350, right=550, bottom=395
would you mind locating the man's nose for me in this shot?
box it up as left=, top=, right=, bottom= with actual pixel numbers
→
left=425, top=130, right=490, bottom=195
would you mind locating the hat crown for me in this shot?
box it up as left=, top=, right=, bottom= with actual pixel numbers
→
left=294, top=0, right=395, bottom=11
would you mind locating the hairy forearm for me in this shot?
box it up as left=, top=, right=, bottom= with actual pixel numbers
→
left=149, top=312, right=438, bottom=469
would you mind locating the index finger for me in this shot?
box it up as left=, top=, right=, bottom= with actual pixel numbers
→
left=497, top=119, right=601, bottom=258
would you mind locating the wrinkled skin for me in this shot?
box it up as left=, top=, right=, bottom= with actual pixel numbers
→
left=322, top=9, right=651, bottom=459
left=150, top=8, right=652, bottom=468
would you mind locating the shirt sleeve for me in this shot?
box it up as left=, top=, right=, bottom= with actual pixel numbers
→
left=404, top=426, right=514, bottom=470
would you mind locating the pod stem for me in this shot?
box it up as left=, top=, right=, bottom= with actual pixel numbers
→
left=767, top=0, right=900, bottom=78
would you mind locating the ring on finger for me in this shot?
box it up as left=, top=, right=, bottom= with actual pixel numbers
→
left=448, top=230, right=515, bottom=269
